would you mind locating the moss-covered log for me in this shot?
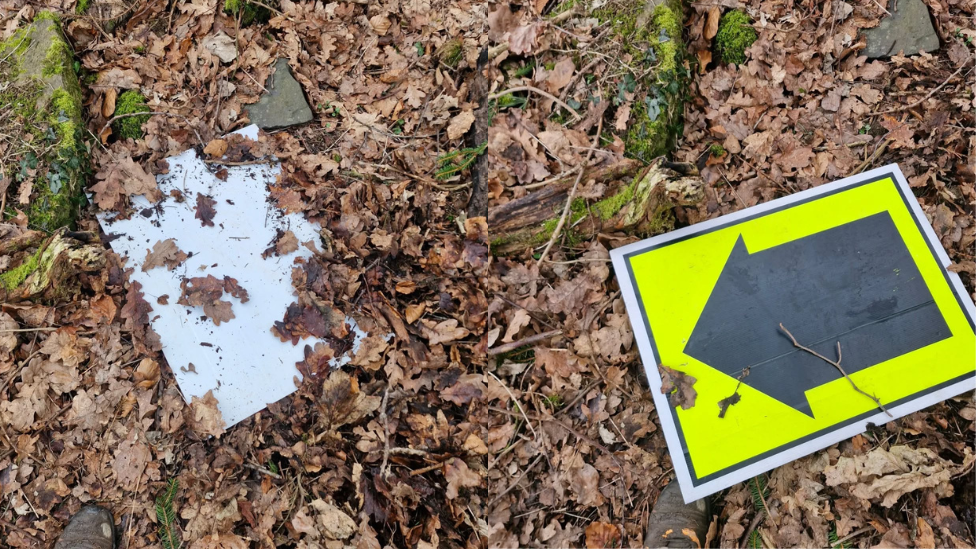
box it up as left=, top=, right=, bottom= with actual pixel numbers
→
left=489, top=159, right=704, bottom=254
left=0, top=229, right=104, bottom=303
left=1, top=12, right=87, bottom=232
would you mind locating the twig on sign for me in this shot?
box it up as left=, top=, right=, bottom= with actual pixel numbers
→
left=778, top=323, right=892, bottom=417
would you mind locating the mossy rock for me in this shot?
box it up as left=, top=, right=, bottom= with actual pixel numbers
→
left=596, top=0, right=687, bottom=164
left=1, top=12, right=87, bottom=232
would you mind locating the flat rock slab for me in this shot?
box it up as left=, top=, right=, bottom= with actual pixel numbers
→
left=863, top=0, right=940, bottom=58
left=245, top=58, right=313, bottom=130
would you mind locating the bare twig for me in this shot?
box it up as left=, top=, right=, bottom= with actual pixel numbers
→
left=831, top=526, right=875, bottom=547
left=849, top=137, right=890, bottom=175
left=870, top=65, right=967, bottom=116
left=739, top=510, right=765, bottom=549
left=245, top=462, right=283, bottom=479
left=537, top=118, right=602, bottom=264
left=99, top=112, right=205, bottom=150
left=488, top=371, right=539, bottom=440
left=379, top=387, right=392, bottom=479
left=488, top=454, right=543, bottom=506
left=487, top=86, right=583, bottom=121
left=779, top=323, right=892, bottom=417
left=409, top=459, right=449, bottom=477
left=487, top=329, right=562, bottom=356
left=203, top=158, right=275, bottom=166
left=0, top=327, right=59, bottom=333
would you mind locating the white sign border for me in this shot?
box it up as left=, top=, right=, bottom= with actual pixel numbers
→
left=609, top=163, right=976, bottom=503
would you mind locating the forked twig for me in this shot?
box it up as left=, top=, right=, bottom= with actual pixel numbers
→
left=779, top=323, right=892, bottom=417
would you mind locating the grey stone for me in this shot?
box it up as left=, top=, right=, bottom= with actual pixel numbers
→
left=245, top=58, right=313, bottom=130
left=863, top=0, right=940, bottom=58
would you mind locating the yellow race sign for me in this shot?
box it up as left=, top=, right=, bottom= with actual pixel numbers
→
left=610, top=165, right=976, bottom=501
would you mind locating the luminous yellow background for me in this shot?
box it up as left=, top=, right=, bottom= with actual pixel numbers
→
left=629, top=178, right=976, bottom=480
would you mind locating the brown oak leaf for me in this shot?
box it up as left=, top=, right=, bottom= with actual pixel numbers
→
left=142, top=238, right=188, bottom=271
left=195, top=193, right=217, bottom=227
left=659, top=364, right=698, bottom=410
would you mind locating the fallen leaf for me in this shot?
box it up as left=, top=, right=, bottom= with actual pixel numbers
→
left=195, top=193, right=217, bottom=227
left=585, top=522, right=622, bottom=548
left=444, top=457, right=481, bottom=499
left=142, top=239, right=188, bottom=271
left=202, top=32, right=237, bottom=63
left=204, top=138, right=229, bottom=157
left=310, top=500, right=357, bottom=540
left=704, top=6, right=720, bottom=40
left=447, top=110, right=476, bottom=140
left=659, top=364, right=698, bottom=410
left=189, top=390, right=226, bottom=438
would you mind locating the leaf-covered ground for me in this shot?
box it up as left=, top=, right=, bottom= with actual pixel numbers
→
left=0, top=0, right=974, bottom=548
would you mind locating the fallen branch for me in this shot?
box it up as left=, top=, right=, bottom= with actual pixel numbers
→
left=489, top=159, right=702, bottom=255
left=537, top=117, right=602, bottom=264
left=487, top=329, right=562, bottom=356
left=0, top=229, right=105, bottom=303
left=99, top=111, right=205, bottom=150
left=778, top=323, right=892, bottom=417
left=487, top=85, right=583, bottom=121
left=869, top=65, right=967, bottom=116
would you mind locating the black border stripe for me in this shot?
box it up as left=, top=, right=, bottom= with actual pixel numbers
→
left=623, top=173, right=976, bottom=486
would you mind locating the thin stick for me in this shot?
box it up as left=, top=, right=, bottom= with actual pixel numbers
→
left=203, top=158, right=275, bottom=166
left=487, top=85, right=583, bottom=121
left=739, top=510, right=765, bottom=549
left=487, top=329, right=562, bottom=356
left=99, top=112, right=205, bottom=150
left=831, top=526, right=875, bottom=547
left=0, top=327, right=59, bottom=333
left=245, top=462, right=283, bottom=479
left=779, top=323, right=892, bottom=417
left=487, top=371, right=539, bottom=440
left=870, top=65, right=966, bottom=115
left=537, top=118, right=602, bottom=264
left=409, top=459, right=449, bottom=477
left=379, top=387, right=392, bottom=479
left=488, top=455, right=542, bottom=506
left=850, top=137, right=890, bottom=175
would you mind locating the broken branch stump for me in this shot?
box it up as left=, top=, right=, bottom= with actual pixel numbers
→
left=0, top=229, right=105, bottom=303
left=488, top=159, right=704, bottom=254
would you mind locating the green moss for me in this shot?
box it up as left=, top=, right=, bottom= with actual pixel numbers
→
left=42, top=37, right=73, bottom=78
left=113, top=90, right=151, bottom=140
left=223, top=0, right=272, bottom=26
left=0, top=247, right=42, bottom=291
left=592, top=184, right=634, bottom=221
left=715, top=10, right=757, bottom=65
left=439, top=38, right=463, bottom=69
left=710, top=143, right=726, bottom=156
left=34, top=11, right=61, bottom=24
left=0, top=29, right=32, bottom=61
left=75, top=0, right=91, bottom=13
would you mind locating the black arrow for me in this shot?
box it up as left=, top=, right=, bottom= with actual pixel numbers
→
left=684, top=212, right=951, bottom=417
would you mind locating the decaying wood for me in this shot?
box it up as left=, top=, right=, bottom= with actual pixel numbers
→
left=0, top=229, right=105, bottom=303
left=489, top=159, right=704, bottom=254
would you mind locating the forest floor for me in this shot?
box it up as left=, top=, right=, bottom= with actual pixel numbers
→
left=0, top=0, right=973, bottom=548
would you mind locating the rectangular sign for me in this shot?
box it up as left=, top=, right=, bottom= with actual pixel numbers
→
left=610, top=164, right=976, bottom=502
left=95, top=126, right=369, bottom=427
